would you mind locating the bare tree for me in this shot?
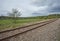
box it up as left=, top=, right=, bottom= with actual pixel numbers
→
left=8, top=9, right=21, bottom=17
left=8, top=8, right=21, bottom=23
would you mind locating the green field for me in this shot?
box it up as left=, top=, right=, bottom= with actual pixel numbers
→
left=0, top=14, right=60, bottom=31
left=0, top=18, right=45, bottom=31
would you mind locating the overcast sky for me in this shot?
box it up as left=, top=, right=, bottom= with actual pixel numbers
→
left=0, top=0, right=60, bottom=17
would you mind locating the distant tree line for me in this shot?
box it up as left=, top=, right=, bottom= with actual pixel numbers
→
left=0, top=8, right=60, bottom=20
left=0, top=14, right=60, bottom=20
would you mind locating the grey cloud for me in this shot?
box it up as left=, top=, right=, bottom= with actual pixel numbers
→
left=48, top=6, right=60, bottom=13
left=0, top=0, right=60, bottom=17
left=32, top=0, right=60, bottom=6
left=32, top=0, right=60, bottom=16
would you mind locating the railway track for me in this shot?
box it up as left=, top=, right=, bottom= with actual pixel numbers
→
left=0, top=19, right=58, bottom=41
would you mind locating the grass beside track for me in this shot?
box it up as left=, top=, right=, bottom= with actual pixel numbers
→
left=0, top=18, right=47, bottom=31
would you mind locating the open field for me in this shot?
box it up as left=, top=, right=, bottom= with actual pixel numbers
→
left=0, top=18, right=46, bottom=31
left=0, top=14, right=60, bottom=31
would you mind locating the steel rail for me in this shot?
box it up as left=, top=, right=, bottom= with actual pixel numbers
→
left=0, top=19, right=58, bottom=41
